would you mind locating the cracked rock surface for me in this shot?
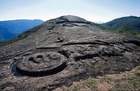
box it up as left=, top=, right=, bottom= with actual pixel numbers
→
left=0, top=15, right=140, bottom=91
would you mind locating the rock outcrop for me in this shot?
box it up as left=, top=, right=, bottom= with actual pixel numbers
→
left=16, top=52, right=67, bottom=77
left=0, top=15, right=140, bottom=91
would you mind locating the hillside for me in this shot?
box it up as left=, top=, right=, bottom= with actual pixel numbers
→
left=103, top=16, right=140, bottom=31
left=0, top=19, right=44, bottom=41
left=99, top=16, right=140, bottom=36
left=0, top=15, right=140, bottom=91
left=102, top=16, right=140, bottom=31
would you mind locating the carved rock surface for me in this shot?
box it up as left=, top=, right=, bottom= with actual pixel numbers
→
left=16, top=52, right=67, bottom=76
left=0, top=15, right=140, bottom=91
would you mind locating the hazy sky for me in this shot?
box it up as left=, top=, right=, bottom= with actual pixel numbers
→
left=0, top=0, right=140, bottom=22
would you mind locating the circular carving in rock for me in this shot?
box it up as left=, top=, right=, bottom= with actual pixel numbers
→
left=16, top=52, right=67, bottom=76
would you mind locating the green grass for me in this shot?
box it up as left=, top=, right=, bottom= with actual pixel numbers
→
left=65, top=66, right=140, bottom=91
left=99, top=76, right=113, bottom=83
left=82, top=77, right=97, bottom=90
left=110, top=76, right=140, bottom=91
left=114, top=29, right=140, bottom=37
left=109, top=67, right=140, bottom=91
left=67, top=77, right=98, bottom=91
left=99, top=25, right=140, bottom=37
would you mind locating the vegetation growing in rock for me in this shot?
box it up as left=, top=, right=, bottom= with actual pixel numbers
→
left=55, top=66, right=140, bottom=91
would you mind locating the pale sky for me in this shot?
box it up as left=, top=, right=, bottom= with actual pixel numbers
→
left=0, top=0, right=140, bottom=22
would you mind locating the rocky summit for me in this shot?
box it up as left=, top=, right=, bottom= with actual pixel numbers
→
left=0, top=15, right=140, bottom=91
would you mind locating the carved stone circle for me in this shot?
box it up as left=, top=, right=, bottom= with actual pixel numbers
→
left=16, top=52, right=67, bottom=76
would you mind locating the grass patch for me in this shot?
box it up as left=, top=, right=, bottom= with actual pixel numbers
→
left=99, top=76, right=113, bottom=83
left=134, top=67, right=140, bottom=77
left=109, top=66, right=140, bottom=91
left=82, top=77, right=97, bottom=90
left=110, top=76, right=140, bottom=91
left=59, top=66, right=140, bottom=91
left=67, top=77, right=98, bottom=91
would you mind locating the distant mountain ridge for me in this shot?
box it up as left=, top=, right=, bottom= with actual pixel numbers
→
left=0, top=19, right=44, bottom=41
left=102, top=16, right=140, bottom=31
